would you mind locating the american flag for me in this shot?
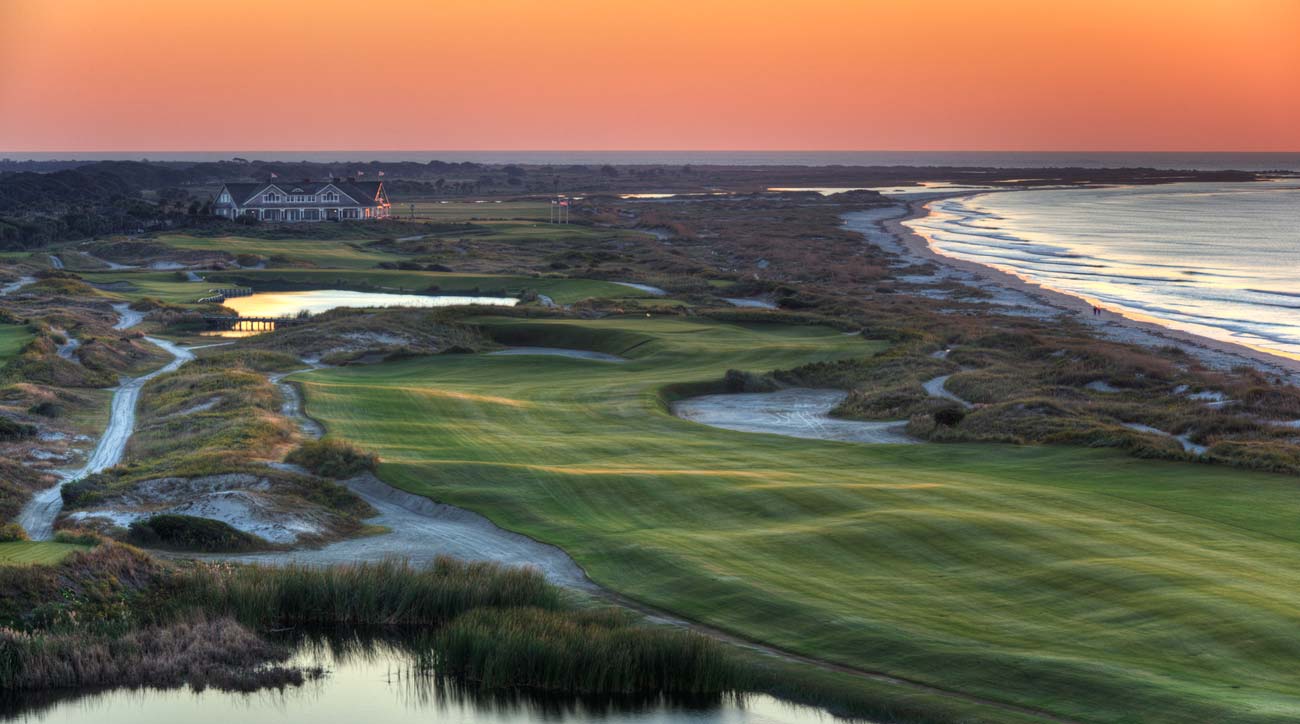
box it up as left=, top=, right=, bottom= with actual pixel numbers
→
left=378, top=171, right=385, bottom=177
left=270, top=172, right=278, bottom=178
left=559, top=200, right=569, bottom=207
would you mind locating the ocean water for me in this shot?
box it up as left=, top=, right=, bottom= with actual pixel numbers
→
left=904, top=181, right=1300, bottom=359
left=4, top=150, right=1299, bottom=171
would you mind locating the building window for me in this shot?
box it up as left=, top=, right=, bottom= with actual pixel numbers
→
left=264, top=193, right=281, bottom=203
left=219, top=192, right=231, bottom=203
left=322, top=191, right=339, bottom=203
left=304, top=208, right=320, bottom=221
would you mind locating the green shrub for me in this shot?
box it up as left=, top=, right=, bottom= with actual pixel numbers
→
left=126, top=515, right=265, bottom=553
left=723, top=369, right=777, bottom=393
left=0, top=417, right=35, bottom=442
left=0, top=523, right=29, bottom=542
left=285, top=439, right=378, bottom=479
left=27, top=401, right=63, bottom=418
left=934, top=407, right=966, bottom=427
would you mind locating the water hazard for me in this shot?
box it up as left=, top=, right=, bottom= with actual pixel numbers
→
left=209, top=290, right=518, bottom=336
left=0, top=636, right=841, bottom=724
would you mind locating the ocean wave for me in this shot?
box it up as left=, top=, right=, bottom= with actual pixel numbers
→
left=912, top=181, right=1300, bottom=357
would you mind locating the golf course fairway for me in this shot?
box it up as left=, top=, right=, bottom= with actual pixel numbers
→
left=295, top=317, right=1300, bottom=724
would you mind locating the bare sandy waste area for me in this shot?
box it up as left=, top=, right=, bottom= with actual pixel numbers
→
left=201, top=472, right=597, bottom=591
left=672, top=388, right=915, bottom=444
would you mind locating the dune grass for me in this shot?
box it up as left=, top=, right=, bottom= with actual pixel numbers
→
left=0, top=542, right=89, bottom=566
left=293, top=316, right=1300, bottom=723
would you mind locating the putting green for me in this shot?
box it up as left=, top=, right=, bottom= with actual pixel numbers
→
left=297, top=317, right=1300, bottom=723
left=0, top=541, right=89, bottom=566
left=157, top=234, right=401, bottom=269
left=0, top=323, right=33, bottom=366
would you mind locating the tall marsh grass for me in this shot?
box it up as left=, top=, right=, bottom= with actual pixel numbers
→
left=167, top=556, right=564, bottom=628
left=435, top=607, right=747, bottom=694
left=0, top=616, right=301, bottom=691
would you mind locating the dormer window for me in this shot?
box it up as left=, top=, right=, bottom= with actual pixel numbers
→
left=264, top=193, right=281, bottom=203
left=219, top=192, right=230, bottom=203
left=322, top=191, right=339, bottom=203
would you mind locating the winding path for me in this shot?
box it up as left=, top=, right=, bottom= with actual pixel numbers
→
left=17, top=308, right=195, bottom=540
left=1, top=276, right=36, bottom=296
left=922, top=373, right=973, bottom=409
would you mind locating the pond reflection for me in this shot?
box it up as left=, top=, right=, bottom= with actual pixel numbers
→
left=0, top=630, right=844, bottom=724
left=204, top=289, right=518, bottom=337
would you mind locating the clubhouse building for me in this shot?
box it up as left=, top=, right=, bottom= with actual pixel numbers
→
left=212, top=180, right=391, bottom=221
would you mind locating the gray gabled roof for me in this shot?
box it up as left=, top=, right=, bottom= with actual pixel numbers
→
left=217, top=180, right=386, bottom=207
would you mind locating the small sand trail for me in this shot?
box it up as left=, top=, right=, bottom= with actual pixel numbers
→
left=18, top=308, right=196, bottom=540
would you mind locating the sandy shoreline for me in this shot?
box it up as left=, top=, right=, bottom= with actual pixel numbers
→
left=878, top=195, right=1300, bottom=382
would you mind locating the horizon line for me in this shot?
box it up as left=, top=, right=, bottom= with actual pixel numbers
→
left=4, top=149, right=1300, bottom=156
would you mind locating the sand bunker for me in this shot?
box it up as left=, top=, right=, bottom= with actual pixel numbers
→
left=723, top=297, right=779, bottom=309
left=612, top=281, right=667, bottom=296
left=672, top=388, right=915, bottom=444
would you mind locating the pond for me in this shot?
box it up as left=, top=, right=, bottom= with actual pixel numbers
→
left=0, top=637, right=844, bottom=724
left=208, top=290, right=518, bottom=336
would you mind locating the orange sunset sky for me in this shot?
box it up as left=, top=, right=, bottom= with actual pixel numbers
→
left=1, top=0, right=1298, bottom=152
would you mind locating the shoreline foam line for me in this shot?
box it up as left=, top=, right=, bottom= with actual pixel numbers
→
left=876, top=193, right=1300, bottom=380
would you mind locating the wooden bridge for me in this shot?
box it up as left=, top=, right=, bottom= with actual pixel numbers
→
left=201, top=315, right=308, bottom=332
left=196, top=287, right=253, bottom=304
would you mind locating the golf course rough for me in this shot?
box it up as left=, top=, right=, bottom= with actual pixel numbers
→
left=293, top=316, right=1300, bottom=724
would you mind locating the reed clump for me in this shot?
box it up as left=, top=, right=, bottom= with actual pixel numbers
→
left=435, top=606, right=747, bottom=694
left=167, top=556, right=564, bottom=628
left=0, top=616, right=302, bottom=692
